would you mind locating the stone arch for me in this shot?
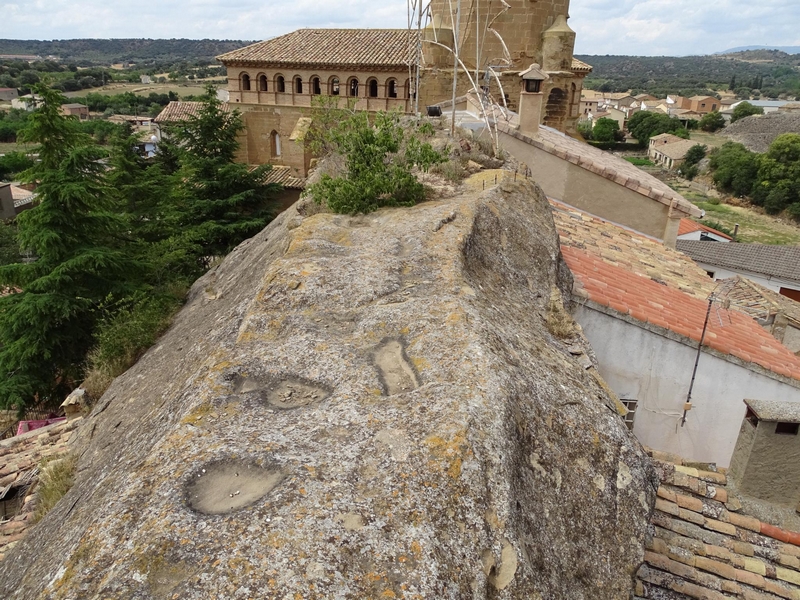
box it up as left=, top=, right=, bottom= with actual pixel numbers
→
left=329, top=76, right=340, bottom=96
left=544, top=87, right=568, bottom=128
left=310, top=76, right=321, bottom=95
left=276, top=74, right=286, bottom=93
left=241, top=73, right=251, bottom=91
left=348, top=77, right=359, bottom=97
left=257, top=74, right=268, bottom=92
left=270, top=130, right=282, bottom=157
left=294, top=76, right=303, bottom=94
left=367, top=77, right=379, bottom=98
left=387, top=78, right=398, bottom=99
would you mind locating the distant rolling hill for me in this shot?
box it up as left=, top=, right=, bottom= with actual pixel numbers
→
left=716, top=45, right=800, bottom=55
left=0, top=39, right=253, bottom=65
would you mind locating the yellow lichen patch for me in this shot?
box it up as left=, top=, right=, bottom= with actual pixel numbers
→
left=181, top=402, right=215, bottom=425
left=446, top=311, right=462, bottom=325
left=410, top=540, right=422, bottom=557
left=399, top=326, right=410, bottom=335
left=424, top=430, right=469, bottom=479
left=381, top=590, right=397, bottom=598
left=411, top=356, right=430, bottom=372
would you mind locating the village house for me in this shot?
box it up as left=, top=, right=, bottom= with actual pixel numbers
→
left=649, top=138, right=696, bottom=170
left=0, top=88, right=18, bottom=103
left=59, top=103, right=89, bottom=120
left=678, top=240, right=800, bottom=302
left=677, top=218, right=733, bottom=242
left=554, top=202, right=800, bottom=467
left=0, top=183, right=34, bottom=222
left=637, top=444, right=800, bottom=599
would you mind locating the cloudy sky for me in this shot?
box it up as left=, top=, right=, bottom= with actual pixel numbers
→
left=2, top=0, right=799, bottom=56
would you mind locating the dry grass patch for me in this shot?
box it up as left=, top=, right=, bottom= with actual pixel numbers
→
left=33, top=453, right=78, bottom=523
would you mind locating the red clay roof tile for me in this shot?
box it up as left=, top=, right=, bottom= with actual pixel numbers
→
left=562, top=245, right=800, bottom=381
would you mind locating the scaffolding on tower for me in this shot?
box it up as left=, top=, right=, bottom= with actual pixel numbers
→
left=407, top=0, right=515, bottom=152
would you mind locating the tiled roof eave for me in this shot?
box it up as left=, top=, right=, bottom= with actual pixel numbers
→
left=497, top=123, right=701, bottom=217
left=220, top=58, right=413, bottom=72
left=576, top=295, right=800, bottom=389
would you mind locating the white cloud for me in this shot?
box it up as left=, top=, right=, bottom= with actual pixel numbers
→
left=571, top=0, right=800, bottom=55
left=3, top=0, right=799, bottom=56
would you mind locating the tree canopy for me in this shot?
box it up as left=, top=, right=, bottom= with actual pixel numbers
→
left=627, top=111, right=688, bottom=145
left=730, top=101, right=764, bottom=123
left=0, top=84, right=282, bottom=412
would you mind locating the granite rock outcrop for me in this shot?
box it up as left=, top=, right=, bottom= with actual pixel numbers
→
left=0, top=179, right=657, bottom=599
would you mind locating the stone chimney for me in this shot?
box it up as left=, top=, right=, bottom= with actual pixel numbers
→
left=518, top=64, right=549, bottom=137
left=728, top=399, right=800, bottom=511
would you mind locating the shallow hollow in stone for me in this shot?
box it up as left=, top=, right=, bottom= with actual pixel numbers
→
left=234, top=374, right=331, bottom=410
left=185, top=459, right=283, bottom=515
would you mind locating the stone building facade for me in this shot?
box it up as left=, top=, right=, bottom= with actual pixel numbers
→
left=216, top=2, right=589, bottom=171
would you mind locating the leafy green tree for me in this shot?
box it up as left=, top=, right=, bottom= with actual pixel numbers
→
left=684, top=144, right=707, bottom=167
left=627, top=111, right=685, bottom=145
left=0, top=85, right=138, bottom=410
left=592, top=117, right=621, bottom=142
left=731, top=101, right=764, bottom=123
left=699, top=111, right=725, bottom=132
left=576, top=120, right=593, bottom=140
left=751, top=134, right=800, bottom=214
left=305, top=111, right=444, bottom=215
left=708, top=142, right=760, bottom=198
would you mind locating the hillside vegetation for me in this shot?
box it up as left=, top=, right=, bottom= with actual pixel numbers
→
left=0, top=39, right=252, bottom=66
left=577, top=50, right=800, bottom=99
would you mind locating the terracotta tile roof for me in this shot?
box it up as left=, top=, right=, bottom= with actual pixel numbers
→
left=678, top=240, right=800, bottom=284
left=257, top=165, right=306, bottom=190
left=498, top=123, right=702, bottom=217
left=154, top=101, right=230, bottom=124
left=638, top=448, right=800, bottom=599
left=217, top=29, right=414, bottom=69
left=571, top=58, right=592, bottom=72
left=657, top=139, right=698, bottom=160
left=0, top=418, right=81, bottom=561
left=723, top=275, right=800, bottom=327
left=563, top=244, right=800, bottom=380
left=552, top=201, right=717, bottom=299
left=678, top=218, right=734, bottom=240
left=650, top=133, right=683, bottom=144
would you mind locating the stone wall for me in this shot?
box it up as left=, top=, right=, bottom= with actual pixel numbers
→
left=427, top=0, right=570, bottom=70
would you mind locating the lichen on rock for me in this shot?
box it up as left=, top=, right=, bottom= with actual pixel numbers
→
left=0, top=179, right=657, bottom=599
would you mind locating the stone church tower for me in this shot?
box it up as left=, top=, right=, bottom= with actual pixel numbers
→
left=419, top=0, right=590, bottom=133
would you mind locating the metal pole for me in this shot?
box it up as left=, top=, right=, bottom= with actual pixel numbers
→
left=414, top=0, right=423, bottom=116
left=450, top=0, right=461, bottom=136
left=681, top=297, right=713, bottom=427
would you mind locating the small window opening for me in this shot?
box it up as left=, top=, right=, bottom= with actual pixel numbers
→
left=368, top=79, right=378, bottom=98
left=241, top=73, right=251, bottom=91
left=277, top=76, right=285, bottom=93
left=270, top=130, right=281, bottom=157
left=312, top=77, right=321, bottom=95
left=621, top=398, right=637, bottom=431
left=258, top=75, right=268, bottom=91
left=706, top=271, right=716, bottom=279
left=388, top=79, right=397, bottom=98
left=349, top=78, right=359, bottom=97
left=295, top=77, right=303, bottom=94
left=331, top=77, right=340, bottom=96
left=776, top=422, right=799, bottom=435
left=745, top=407, right=759, bottom=428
